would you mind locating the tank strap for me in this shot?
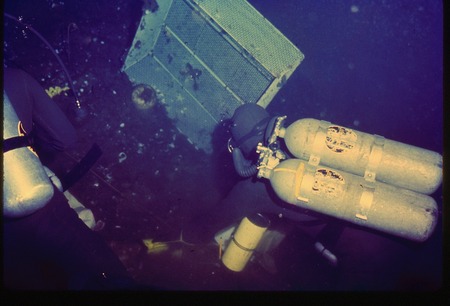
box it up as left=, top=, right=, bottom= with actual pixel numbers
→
left=230, top=234, right=255, bottom=252
left=356, top=186, right=375, bottom=221
left=60, top=143, right=103, bottom=191
left=364, top=135, right=385, bottom=182
left=3, top=135, right=32, bottom=153
left=309, top=120, right=331, bottom=165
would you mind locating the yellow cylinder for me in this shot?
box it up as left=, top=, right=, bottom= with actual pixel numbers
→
left=222, top=214, right=270, bottom=272
left=280, top=118, right=442, bottom=195
left=3, top=92, right=54, bottom=218
left=268, top=159, right=437, bottom=242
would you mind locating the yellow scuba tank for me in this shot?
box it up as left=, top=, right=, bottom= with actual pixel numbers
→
left=279, top=119, right=442, bottom=195
left=263, top=158, right=437, bottom=242
left=3, top=92, right=54, bottom=217
left=221, top=213, right=270, bottom=272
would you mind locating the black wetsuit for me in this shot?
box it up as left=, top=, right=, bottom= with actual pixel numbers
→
left=3, top=68, right=135, bottom=290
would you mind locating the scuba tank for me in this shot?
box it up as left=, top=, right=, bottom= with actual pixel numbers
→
left=279, top=118, right=442, bottom=195
left=261, top=158, right=437, bottom=242
left=3, top=92, right=54, bottom=217
left=256, top=116, right=442, bottom=242
left=221, top=213, right=270, bottom=272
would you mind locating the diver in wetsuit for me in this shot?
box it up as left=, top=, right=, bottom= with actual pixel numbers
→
left=186, top=103, right=342, bottom=268
left=3, top=67, right=136, bottom=290
left=205, top=103, right=438, bottom=290
left=228, top=104, right=343, bottom=263
left=226, top=104, right=325, bottom=221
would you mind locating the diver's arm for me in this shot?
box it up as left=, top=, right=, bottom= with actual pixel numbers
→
left=25, top=70, right=77, bottom=151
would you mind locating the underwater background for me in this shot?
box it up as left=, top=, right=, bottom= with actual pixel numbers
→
left=3, top=0, right=444, bottom=291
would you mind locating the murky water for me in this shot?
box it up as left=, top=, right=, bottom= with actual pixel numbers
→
left=3, top=0, right=443, bottom=291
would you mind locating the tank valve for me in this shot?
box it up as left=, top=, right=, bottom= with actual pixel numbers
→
left=256, top=143, right=286, bottom=179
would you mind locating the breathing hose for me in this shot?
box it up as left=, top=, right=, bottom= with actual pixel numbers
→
left=232, top=147, right=258, bottom=178
left=4, top=13, right=85, bottom=118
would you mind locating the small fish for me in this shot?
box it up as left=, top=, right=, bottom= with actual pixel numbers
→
left=143, top=238, right=169, bottom=254
left=46, top=86, right=71, bottom=98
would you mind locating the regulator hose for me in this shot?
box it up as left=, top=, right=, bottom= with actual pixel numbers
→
left=4, top=13, right=85, bottom=119
left=232, top=147, right=258, bottom=178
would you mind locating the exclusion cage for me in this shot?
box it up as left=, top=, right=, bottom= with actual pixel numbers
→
left=122, top=0, right=304, bottom=153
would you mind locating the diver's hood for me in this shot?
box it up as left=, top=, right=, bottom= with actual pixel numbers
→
left=230, top=104, right=270, bottom=158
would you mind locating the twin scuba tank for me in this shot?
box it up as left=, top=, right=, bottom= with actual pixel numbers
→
left=3, top=92, right=54, bottom=218
left=258, top=117, right=442, bottom=242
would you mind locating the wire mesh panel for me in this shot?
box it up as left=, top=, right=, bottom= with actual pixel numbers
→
left=123, top=0, right=304, bottom=154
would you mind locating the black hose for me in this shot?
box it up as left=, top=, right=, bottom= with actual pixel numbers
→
left=232, top=148, right=258, bottom=178
left=4, top=13, right=83, bottom=116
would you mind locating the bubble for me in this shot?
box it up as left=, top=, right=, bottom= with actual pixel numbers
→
left=353, top=119, right=360, bottom=127
left=350, top=5, right=359, bottom=13
left=118, top=152, right=127, bottom=163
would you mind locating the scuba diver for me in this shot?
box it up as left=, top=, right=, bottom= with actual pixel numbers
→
left=186, top=102, right=442, bottom=290
left=187, top=104, right=345, bottom=267
left=3, top=67, right=136, bottom=290
left=224, top=104, right=346, bottom=266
